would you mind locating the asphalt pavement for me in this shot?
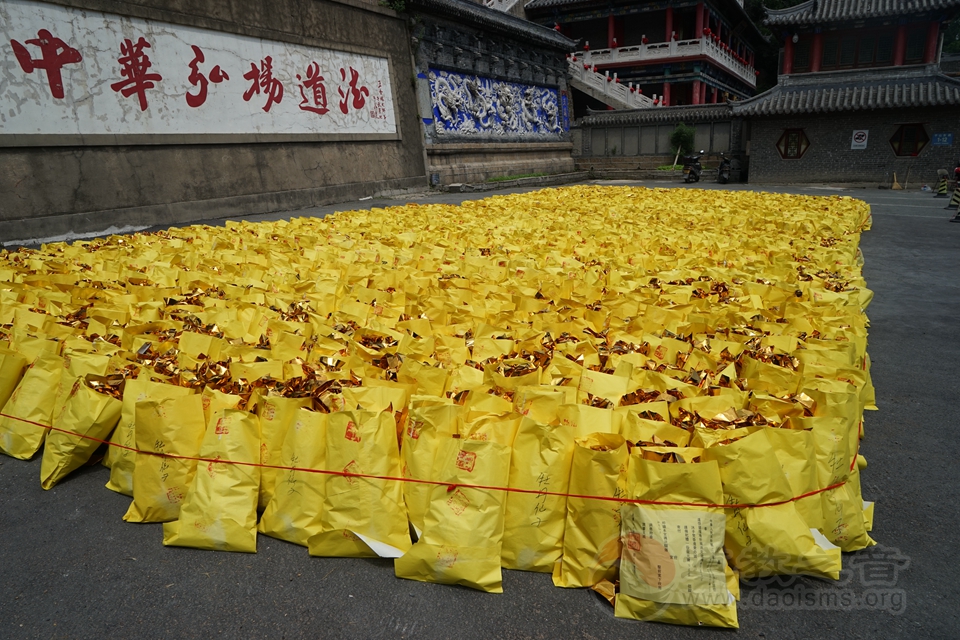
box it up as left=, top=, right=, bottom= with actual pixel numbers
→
left=1, top=181, right=958, bottom=639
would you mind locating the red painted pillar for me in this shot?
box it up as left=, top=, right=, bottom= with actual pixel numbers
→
left=695, top=2, right=704, bottom=38
left=662, top=82, right=671, bottom=106
left=924, top=21, right=940, bottom=63
left=692, top=79, right=701, bottom=104
left=811, top=32, right=823, bottom=71
left=608, top=15, right=616, bottom=49
left=783, top=36, right=794, bottom=74
left=711, top=86, right=718, bottom=103
left=701, top=81, right=707, bottom=104
left=894, top=25, right=906, bottom=65
left=665, top=7, right=674, bottom=41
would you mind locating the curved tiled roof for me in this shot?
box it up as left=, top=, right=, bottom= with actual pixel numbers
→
left=764, top=0, right=960, bottom=27
left=732, top=66, right=960, bottom=115
left=408, top=0, right=576, bottom=50
left=581, top=103, right=734, bottom=125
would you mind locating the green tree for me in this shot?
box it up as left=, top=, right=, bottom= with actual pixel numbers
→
left=670, top=123, right=696, bottom=156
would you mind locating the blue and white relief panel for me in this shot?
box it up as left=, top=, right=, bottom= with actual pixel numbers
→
left=428, top=69, right=567, bottom=138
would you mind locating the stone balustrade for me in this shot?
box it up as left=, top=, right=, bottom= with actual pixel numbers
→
left=579, top=38, right=757, bottom=88
left=567, top=55, right=661, bottom=109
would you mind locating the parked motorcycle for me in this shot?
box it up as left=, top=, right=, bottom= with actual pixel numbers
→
left=717, top=153, right=732, bottom=184
left=682, top=150, right=704, bottom=183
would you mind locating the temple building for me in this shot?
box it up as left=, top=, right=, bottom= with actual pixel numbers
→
left=524, top=0, right=765, bottom=115
left=733, top=0, right=960, bottom=184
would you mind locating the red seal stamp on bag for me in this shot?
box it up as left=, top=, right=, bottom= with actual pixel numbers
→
left=166, top=487, right=184, bottom=504
left=654, top=345, right=667, bottom=360
left=437, top=546, right=459, bottom=568
left=215, top=417, right=229, bottom=435
left=343, top=460, right=361, bottom=487
left=446, top=489, right=469, bottom=516
left=407, top=421, right=423, bottom=440
left=344, top=420, right=361, bottom=442
left=455, top=450, right=476, bottom=472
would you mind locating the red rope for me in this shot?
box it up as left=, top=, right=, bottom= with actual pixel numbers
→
left=2, top=411, right=845, bottom=510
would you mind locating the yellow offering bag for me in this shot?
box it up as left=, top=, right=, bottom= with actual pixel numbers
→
left=0, top=350, right=63, bottom=460
left=257, top=395, right=311, bottom=509
left=104, top=379, right=195, bottom=495
left=557, top=404, right=622, bottom=438
left=52, top=350, right=114, bottom=425
left=513, top=385, right=576, bottom=424
left=615, top=456, right=737, bottom=628
left=401, top=403, right=462, bottom=536
left=395, top=435, right=512, bottom=592
left=740, top=355, right=801, bottom=396
left=259, top=408, right=327, bottom=546
left=502, top=416, right=575, bottom=572
left=40, top=380, right=122, bottom=489
left=807, top=415, right=876, bottom=551
left=123, top=395, right=207, bottom=523
left=621, top=412, right=691, bottom=447
left=700, top=430, right=841, bottom=580
left=0, top=347, right=28, bottom=410
left=764, top=426, right=824, bottom=530
left=307, top=410, right=411, bottom=558
left=553, top=432, right=628, bottom=588
left=162, top=408, right=261, bottom=552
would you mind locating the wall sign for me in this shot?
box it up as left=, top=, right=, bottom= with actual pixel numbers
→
left=428, top=69, right=567, bottom=139
left=931, top=133, right=954, bottom=146
left=0, top=0, right=397, bottom=138
left=851, top=130, right=869, bottom=150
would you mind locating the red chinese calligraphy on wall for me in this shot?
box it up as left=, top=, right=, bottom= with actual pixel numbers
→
left=370, top=80, right=388, bottom=120
left=243, top=56, right=283, bottom=112
left=11, top=29, right=83, bottom=100
left=110, top=37, right=162, bottom=111
left=296, top=61, right=328, bottom=115
left=185, top=45, right=229, bottom=108
left=338, top=66, right=369, bottom=114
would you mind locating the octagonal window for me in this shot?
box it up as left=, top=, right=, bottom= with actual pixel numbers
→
left=889, top=124, right=929, bottom=157
left=776, top=129, right=809, bottom=159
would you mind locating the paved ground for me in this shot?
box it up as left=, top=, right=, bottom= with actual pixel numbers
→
left=2, top=181, right=958, bottom=639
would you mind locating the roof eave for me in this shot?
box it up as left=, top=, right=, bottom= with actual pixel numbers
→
left=408, top=0, right=578, bottom=51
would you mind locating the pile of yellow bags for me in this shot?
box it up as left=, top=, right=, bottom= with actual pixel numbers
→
left=0, top=186, right=876, bottom=627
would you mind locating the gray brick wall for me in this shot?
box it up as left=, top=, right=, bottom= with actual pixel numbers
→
left=748, top=107, right=960, bottom=185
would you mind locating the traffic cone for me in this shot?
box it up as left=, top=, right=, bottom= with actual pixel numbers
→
left=946, top=185, right=960, bottom=215
left=935, top=175, right=948, bottom=197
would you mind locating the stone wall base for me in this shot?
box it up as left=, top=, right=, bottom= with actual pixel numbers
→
left=3, top=175, right=427, bottom=246
left=426, top=142, right=575, bottom=185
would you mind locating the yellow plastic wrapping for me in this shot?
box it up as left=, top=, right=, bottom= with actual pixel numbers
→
left=401, top=402, right=462, bottom=536
left=40, top=380, right=122, bottom=489
left=0, top=350, right=63, bottom=460
left=0, top=347, right=28, bottom=410
left=258, top=408, right=328, bottom=546
left=104, top=379, right=195, bottom=496
left=257, top=395, right=311, bottom=510
left=395, top=435, right=511, bottom=592
left=162, top=408, right=261, bottom=552
left=701, top=430, right=842, bottom=580
left=554, top=432, right=628, bottom=588
left=123, top=394, right=207, bottom=523
left=308, top=410, right=411, bottom=558
left=615, top=456, right=737, bottom=628
left=501, top=416, right=575, bottom=572
left=0, top=187, right=880, bottom=627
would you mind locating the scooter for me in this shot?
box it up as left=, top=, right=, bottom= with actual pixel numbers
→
left=717, top=153, right=731, bottom=184
left=682, top=150, right=704, bottom=183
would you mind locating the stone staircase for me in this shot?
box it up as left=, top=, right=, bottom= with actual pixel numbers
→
left=567, top=54, right=662, bottom=110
